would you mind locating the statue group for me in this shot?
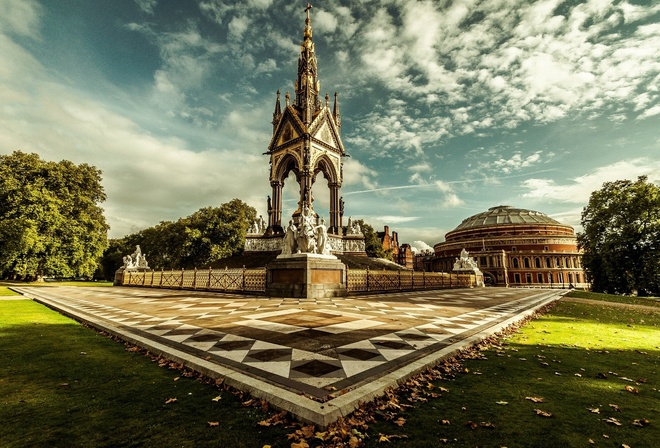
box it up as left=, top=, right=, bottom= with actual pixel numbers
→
left=281, top=205, right=331, bottom=256
left=453, top=248, right=479, bottom=271
left=122, top=245, right=149, bottom=270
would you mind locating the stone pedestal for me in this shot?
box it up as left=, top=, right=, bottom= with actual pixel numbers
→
left=266, top=253, right=348, bottom=299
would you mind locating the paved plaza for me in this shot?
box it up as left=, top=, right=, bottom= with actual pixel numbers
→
left=14, top=286, right=563, bottom=427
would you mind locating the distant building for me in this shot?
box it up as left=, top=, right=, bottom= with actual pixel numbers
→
left=414, top=250, right=434, bottom=272
left=377, top=225, right=400, bottom=260
left=397, top=243, right=414, bottom=269
left=432, top=206, right=588, bottom=288
left=377, top=226, right=414, bottom=269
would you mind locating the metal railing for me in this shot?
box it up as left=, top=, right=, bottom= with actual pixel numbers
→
left=118, top=267, right=477, bottom=295
left=347, top=268, right=475, bottom=293
left=120, top=267, right=267, bottom=293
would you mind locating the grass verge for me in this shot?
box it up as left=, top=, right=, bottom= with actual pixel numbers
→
left=0, top=281, right=113, bottom=288
left=0, top=300, right=287, bottom=448
left=1, top=291, right=658, bottom=447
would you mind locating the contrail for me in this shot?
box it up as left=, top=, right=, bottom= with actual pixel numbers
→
left=342, top=169, right=557, bottom=196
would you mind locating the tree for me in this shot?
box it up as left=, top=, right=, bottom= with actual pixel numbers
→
left=578, top=176, right=660, bottom=296
left=352, top=219, right=393, bottom=260
left=101, top=199, right=256, bottom=274
left=0, top=151, right=109, bottom=280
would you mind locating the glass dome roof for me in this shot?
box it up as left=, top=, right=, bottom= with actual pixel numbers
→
left=451, top=205, right=562, bottom=232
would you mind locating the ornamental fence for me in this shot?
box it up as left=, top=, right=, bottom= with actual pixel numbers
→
left=346, top=269, right=475, bottom=293
left=118, top=268, right=267, bottom=293
left=117, top=267, right=476, bottom=294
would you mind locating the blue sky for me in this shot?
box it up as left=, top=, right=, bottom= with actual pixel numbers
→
left=1, top=0, right=659, bottom=252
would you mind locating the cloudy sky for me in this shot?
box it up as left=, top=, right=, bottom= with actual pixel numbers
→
left=1, top=0, right=659, bottom=252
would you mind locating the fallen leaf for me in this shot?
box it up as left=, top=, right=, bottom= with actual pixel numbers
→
left=603, top=417, right=622, bottom=426
left=602, top=434, right=609, bottom=438
left=496, top=401, right=509, bottom=405
left=466, top=421, right=479, bottom=430
left=480, top=421, right=495, bottom=429
left=624, top=385, right=639, bottom=394
left=394, top=417, right=406, bottom=427
left=173, top=377, right=180, bottom=382
left=165, top=398, right=177, bottom=404
left=534, top=409, right=553, bottom=417
left=441, top=419, right=450, bottom=425
left=212, top=395, right=222, bottom=402
left=349, top=436, right=360, bottom=448
left=58, top=383, right=69, bottom=387
left=632, top=418, right=650, bottom=427
left=525, top=396, right=545, bottom=403
left=609, top=404, right=621, bottom=412
left=207, top=421, right=219, bottom=427
left=588, top=407, right=600, bottom=414
left=263, top=446, right=272, bottom=448
left=439, top=387, right=449, bottom=393
left=291, top=441, right=309, bottom=448
left=622, top=444, right=631, bottom=448
left=588, top=439, right=595, bottom=445
left=324, top=385, right=337, bottom=391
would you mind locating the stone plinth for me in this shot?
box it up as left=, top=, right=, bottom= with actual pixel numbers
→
left=266, top=253, right=348, bottom=299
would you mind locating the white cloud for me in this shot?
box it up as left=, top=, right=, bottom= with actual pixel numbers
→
left=411, top=240, right=433, bottom=254
left=521, top=158, right=660, bottom=203
left=314, top=10, right=338, bottom=34
left=637, top=104, right=660, bottom=120
left=375, top=216, right=420, bottom=224
left=134, top=0, right=157, bottom=15
left=0, top=0, right=42, bottom=37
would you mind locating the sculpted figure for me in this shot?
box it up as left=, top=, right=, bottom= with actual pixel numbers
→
left=296, top=204, right=317, bottom=253
left=282, top=220, right=297, bottom=255
left=315, top=218, right=330, bottom=255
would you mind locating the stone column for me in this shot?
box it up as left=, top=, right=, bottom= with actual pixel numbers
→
left=328, top=182, right=341, bottom=233
left=270, top=180, right=283, bottom=228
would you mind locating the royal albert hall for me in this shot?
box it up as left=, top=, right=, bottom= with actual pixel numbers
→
left=432, top=206, right=588, bottom=289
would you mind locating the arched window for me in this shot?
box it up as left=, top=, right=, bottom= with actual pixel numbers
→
left=535, top=258, right=541, bottom=268
left=511, top=246, right=517, bottom=252
left=546, top=257, right=551, bottom=268
left=523, top=258, right=530, bottom=268
left=512, top=258, right=519, bottom=268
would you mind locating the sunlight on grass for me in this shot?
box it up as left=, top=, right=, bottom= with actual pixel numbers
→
left=0, top=281, right=113, bottom=288
left=0, top=287, right=20, bottom=296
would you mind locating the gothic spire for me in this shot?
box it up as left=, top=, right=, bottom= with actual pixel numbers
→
left=295, top=2, right=320, bottom=125
left=272, top=89, right=282, bottom=129
left=333, top=92, right=341, bottom=129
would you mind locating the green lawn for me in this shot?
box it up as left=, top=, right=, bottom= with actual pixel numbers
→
left=1, top=291, right=658, bottom=447
left=0, top=280, right=113, bottom=288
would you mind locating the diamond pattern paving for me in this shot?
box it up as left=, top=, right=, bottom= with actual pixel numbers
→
left=14, top=286, right=563, bottom=427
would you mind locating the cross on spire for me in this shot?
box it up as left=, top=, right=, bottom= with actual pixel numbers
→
left=305, top=2, right=312, bottom=19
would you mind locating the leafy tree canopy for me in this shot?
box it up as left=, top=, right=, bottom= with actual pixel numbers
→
left=578, top=176, right=660, bottom=296
left=0, top=151, right=109, bottom=280
left=102, top=199, right=256, bottom=275
left=352, top=219, right=393, bottom=260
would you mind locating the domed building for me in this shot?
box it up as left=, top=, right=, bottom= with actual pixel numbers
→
left=432, top=206, right=587, bottom=288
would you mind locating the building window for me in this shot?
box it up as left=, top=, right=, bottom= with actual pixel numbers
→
left=511, top=246, right=517, bottom=252
left=526, top=273, right=532, bottom=283
left=537, top=273, right=544, bottom=283
left=546, top=257, right=551, bottom=268
left=512, top=258, right=519, bottom=268
left=514, top=273, right=521, bottom=283
left=544, top=246, right=549, bottom=251
left=480, top=256, right=487, bottom=267
left=548, top=273, right=553, bottom=283
left=535, top=257, right=541, bottom=268
left=524, top=257, right=530, bottom=268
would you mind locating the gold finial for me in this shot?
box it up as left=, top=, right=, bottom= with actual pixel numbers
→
left=305, top=2, right=312, bottom=20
